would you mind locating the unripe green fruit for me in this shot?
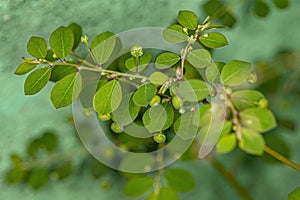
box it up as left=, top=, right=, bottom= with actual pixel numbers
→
left=232, top=125, right=238, bottom=132
left=258, top=98, right=268, bottom=109
left=111, top=122, right=123, bottom=133
left=172, top=96, right=181, bottom=109
left=98, top=113, right=111, bottom=121
left=149, top=95, right=161, bottom=106
left=153, top=133, right=166, bottom=143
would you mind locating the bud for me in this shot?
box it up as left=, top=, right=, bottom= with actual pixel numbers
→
left=183, top=27, right=188, bottom=33
left=247, top=72, right=257, bottom=84
left=81, top=35, right=89, bottom=45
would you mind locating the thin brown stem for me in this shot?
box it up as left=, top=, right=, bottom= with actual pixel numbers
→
left=264, top=145, right=300, bottom=173
left=208, top=156, right=253, bottom=200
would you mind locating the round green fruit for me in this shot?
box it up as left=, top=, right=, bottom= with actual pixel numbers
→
left=111, top=122, right=123, bottom=133
left=98, top=113, right=111, bottom=121
left=258, top=98, right=268, bottom=108
left=153, top=133, right=166, bottom=143
left=149, top=95, right=161, bottom=106
left=172, top=96, right=182, bottom=109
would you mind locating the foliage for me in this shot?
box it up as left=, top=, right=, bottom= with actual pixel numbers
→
left=10, top=8, right=300, bottom=200
left=202, top=0, right=290, bottom=27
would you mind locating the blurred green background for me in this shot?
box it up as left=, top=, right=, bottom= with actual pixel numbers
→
left=1, top=0, right=300, bottom=199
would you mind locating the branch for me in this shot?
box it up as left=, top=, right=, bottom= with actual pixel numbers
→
left=264, top=145, right=300, bottom=173
left=208, top=156, right=253, bottom=200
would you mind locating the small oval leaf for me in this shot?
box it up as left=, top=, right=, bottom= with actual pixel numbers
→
left=67, top=23, right=82, bottom=50
left=221, top=60, right=252, bottom=86
left=149, top=72, right=169, bottom=86
left=155, top=52, right=180, bottom=69
left=176, top=79, right=210, bottom=102
left=132, top=83, right=157, bottom=107
left=14, top=62, right=38, bottom=75
left=24, top=67, right=51, bottom=95
left=51, top=72, right=82, bottom=108
left=164, top=168, right=195, bottom=192
left=91, top=31, right=116, bottom=65
left=177, top=10, right=198, bottom=30
left=124, top=176, right=154, bottom=197
left=163, top=24, right=187, bottom=44
left=199, top=32, right=228, bottom=48
left=238, top=128, right=265, bottom=155
left=50, top=26, right=74, bottom=58
left=216, top=134, right=237, bottom=154
left=27, top=37, right=47, bottom=59
left=93, top=80, right=122, bottom=114
left=187, top=49, right=211, bottom=68
left=240, top=108, right=277, bottom=133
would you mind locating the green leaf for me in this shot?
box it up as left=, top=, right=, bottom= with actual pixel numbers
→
left=176, top=79, right=210, bottom=102
left=91, top=31, right=116, bottom=65
left=27, top=138, right=42, bottom=157
left=28, top=168, right=49, bottom=190
left=132, top=83, right=157, bottom=107
left=220, top=60, right=252, bottom=86
left=149, top=72, right=169, bottom=86
left=143, top=103, right=174, bottom=132
left=24, top=67, right=51, bottom=95
left=231, top=90, right=265, bottom=111
left=27, top=36, right=47, bottom=59
left=272, top=0, right=289, bottom=9
left=240, top=108, right=277, bottom=132
left=216, top=134, right=236, bottom=154
left=238, top=128, right=265, bottom=155
left=125, top=53, right=152, bottom=72
left=67, top=23, right=82, bottom=50
left=205, top=62, right=221, bottom=84
left=164, top=168, right=195, bottom=192
left=155, top=52, right=180, bottom=69
left=50, top=26, right=74, bottom=58
left=163, top=24, right=187, bottom=43
left=14, top=62, right=38, bottom=75
left=177, top=10, right=198, bottom=30
left=5, top=167, right=27, bottom=184
left=89, top=157, right=107, bottom=178
left=55, top=161, right=72, bottom=179
left=159, top=188, right=179, bottom=200
left=93, top=80, right=122, bottom=114
left=45, top=49, right=58, bottom=62
left=187, top=49, right=211, bottom=68
left=119, top=154, right=155, bottom=172
left=112, top=93, right=140, bottom=126
left=124, top=176, right=154, bottom=197
left=199, top=32, right=228, bottom=48
left=50, top=64, right=77, bottom=82
left=254, top=0, right=270, bottom=17
left=174, top=111, right=199, bottom=139
left=288, top=187, right=300, bottom=200
left=221, top=12, right=237, bottom=27
left=51, top=72, right=82, bottom=108
left=203, top=0, right=224, bottom=16
left=40, top=132, right=57, bottom=152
